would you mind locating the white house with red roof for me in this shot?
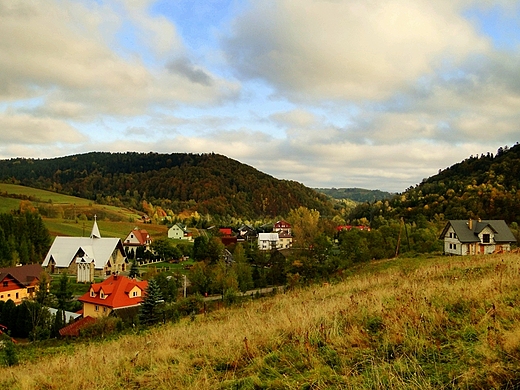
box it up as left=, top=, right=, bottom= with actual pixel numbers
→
left=273, top=220, right=292, bottom=234
left=78, top=274, right=148, bottom=318
left=123, top=227, right=152, bottom=249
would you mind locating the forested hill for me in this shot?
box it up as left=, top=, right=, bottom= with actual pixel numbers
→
left=0, top=152, right=334, bottom=219
left=316, top=187, right=394, bottom=202
left=349, top=143, right=520, bottom=225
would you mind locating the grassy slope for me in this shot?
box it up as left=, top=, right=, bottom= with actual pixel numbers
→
left=0, top=183, right=169, bottom=238
left=4, top=253, right=520, bottom=389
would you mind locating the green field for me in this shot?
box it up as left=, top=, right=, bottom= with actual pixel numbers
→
left=0, top=183, right=169, bottom=238
left=0, top=196, right=22, bottom=213
left=0, top=183, right=93, bottom=205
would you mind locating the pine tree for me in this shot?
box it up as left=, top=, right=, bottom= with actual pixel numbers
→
left=139, top=279, right=164, bottom=325
left=129, top=260, right=140, bottom=279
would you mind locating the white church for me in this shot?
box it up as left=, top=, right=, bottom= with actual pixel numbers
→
left=42, top=217, right=127, bottom=283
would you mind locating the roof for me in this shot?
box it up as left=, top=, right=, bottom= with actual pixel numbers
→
left=0, top=264, right=43, bottom=286
left=59, top=316, right=97, bottom=337
left=42, top=236, right=124, bottom=270
left=78, top=275, right=148, bottom=310
left=90, top=218, right=101, bottom=239
left=48, top=308, right=81, bottom=323
left=441, top=220, right=517, bottom=243
left=274, top=220, right=291, bottom=228
left=125, top=228, right=151, bottom=246
left=258, top=233, right=279, bottom=241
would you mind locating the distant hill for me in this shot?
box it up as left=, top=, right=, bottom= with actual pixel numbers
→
left=315, top=187, right=394, bottom=202
left=0, top=152, right=335, bottom=219
left=348, top=143, right=520, bottom=224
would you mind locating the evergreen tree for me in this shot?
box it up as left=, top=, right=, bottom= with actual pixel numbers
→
left=52, top=309, right=65, bottom=338
left=140, top=279, right=164, bottom=325
left=129, top=260, right=140, bottom=279
left=53, top=273, right=73, bottom=313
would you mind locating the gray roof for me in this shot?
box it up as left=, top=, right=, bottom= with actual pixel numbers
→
left=42, top=236, right=124, bottom=270
left=441, top=220, right=516, bottom=243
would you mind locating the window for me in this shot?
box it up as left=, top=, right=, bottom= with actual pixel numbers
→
left=95, top=305, right=99, bottom=311
left=90, top=290, right=95, bottom=297
left=100, top=292, right=104, bottom=299
left=453, top=244, right=456, bottom=249
left=2, top=281, right=7, bottom=287
left=15, top=293, right=18, bottom=299
left=483, top=234, right=490, bottom=243
left=132, top=291, right=138, bottom=297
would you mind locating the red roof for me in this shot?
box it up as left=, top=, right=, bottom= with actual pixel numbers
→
left=274, top=220, right=291, bottom=229
left=219, top=228, right=233, bottom=236
left=125, top=229, right=151, bottom=246
left=79, top=275, right=148, bottom=310
left=59, top=316, right=97, bottom=337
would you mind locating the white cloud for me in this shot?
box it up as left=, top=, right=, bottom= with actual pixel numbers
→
left=0, top=0, right=239, bottom=119
left=224, top=0, right=489, bottom=101
left=0, top=113, right=86, bottom=144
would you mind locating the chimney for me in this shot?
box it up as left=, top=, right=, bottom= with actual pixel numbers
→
left=468, top=219, right=473, bottom=230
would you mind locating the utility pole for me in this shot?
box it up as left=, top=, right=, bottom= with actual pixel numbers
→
left=183, top=274, right=187, bottom=298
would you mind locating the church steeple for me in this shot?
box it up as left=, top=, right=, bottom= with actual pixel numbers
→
left=90, top=215, right=101, bottom=239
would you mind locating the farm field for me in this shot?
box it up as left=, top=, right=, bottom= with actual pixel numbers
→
left=4, top=252, right=520, bottom=389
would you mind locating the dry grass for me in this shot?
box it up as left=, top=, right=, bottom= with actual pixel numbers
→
left=4, top=253, right=520, bottom=389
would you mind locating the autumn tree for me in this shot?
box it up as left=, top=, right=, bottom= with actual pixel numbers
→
left=287, top=206, right=321, bottom=249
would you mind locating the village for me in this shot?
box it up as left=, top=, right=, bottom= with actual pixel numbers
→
left=0, top=215, right=515, bottom=341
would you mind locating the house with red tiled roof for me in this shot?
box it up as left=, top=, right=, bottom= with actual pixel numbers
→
left=273, top=220, right=292, bottom=234
left=78, top=274, right=148, bottom=318
left=0, top=264, right=45, bottom=304
left=123, top=227, right=152, bottom=249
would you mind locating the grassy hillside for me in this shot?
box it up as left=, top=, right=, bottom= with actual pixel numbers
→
left=4, top=253, right=520, bottom=388
left=0, top=183, right=168, bottom=238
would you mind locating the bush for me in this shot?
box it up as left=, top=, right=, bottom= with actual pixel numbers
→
left=1, top=340, right=18, bottom=367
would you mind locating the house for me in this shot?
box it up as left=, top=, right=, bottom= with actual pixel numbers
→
left=78, top=274, right=148, bottom=318
left=273, top=220, right=292, bottom=234
left=440, top=219, right=517, bottom=255
left=42, top=218, right=127, bottom=283
left=237, top=224, right=257, bottom=242
left=0, top=263, right=44, bottom=304
left=273, top=220, right=293, bottom=249
left=168, top=223, right=192, bottom=241
left=258, top=232, right=280, bottom=251
left=123, top=227, right=152, bottom=249
left=278, top=230, right=293, bottom=249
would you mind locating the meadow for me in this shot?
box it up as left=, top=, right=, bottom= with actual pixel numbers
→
left=0, top=183, right=168, bottom=239
left=3, top=252, right=520, bottom=389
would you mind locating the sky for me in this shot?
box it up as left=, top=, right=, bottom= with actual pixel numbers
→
left=1, top=0, right=520, bottom=193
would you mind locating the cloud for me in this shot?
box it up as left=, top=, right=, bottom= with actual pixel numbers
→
left=0, top=113, right=86, bottom=144
left=224, top=0, right=489, bottom=101
left=0, top=0, right=238, bottom=119
left=166, top=58, right=214, bottom=86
